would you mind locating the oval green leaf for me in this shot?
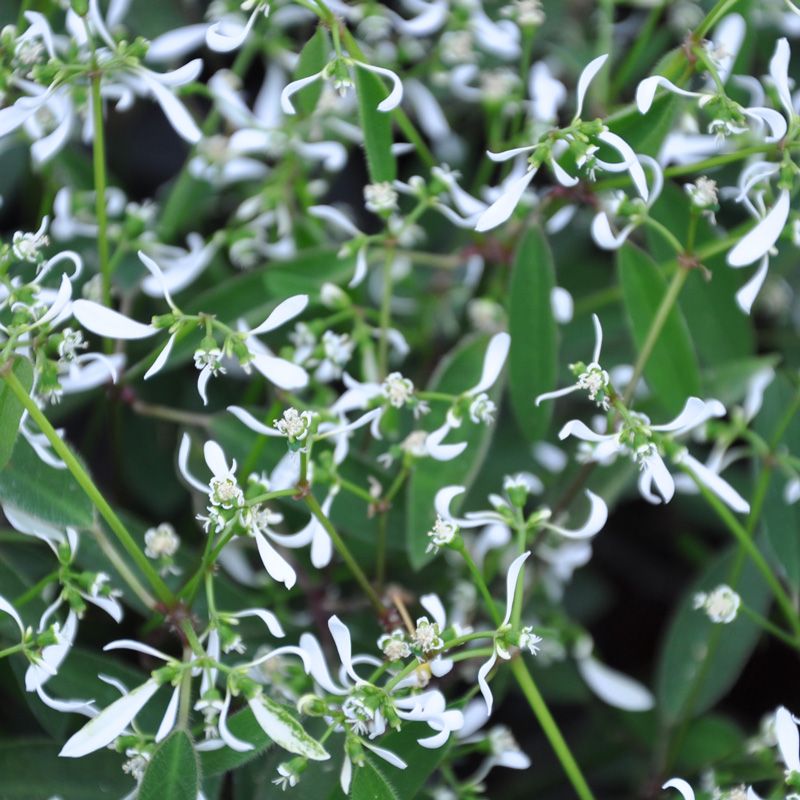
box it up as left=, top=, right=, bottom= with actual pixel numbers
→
left=138, top=729, right=199, bottom=800
left=355, top=66, right=396, bottom=183
left=0, top=357, right=33, bottom=471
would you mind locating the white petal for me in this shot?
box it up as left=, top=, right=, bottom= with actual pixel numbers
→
left=155, top=684, right=181, bottom=742
left=60, top=679, right=161, bottom=757
left=591, top=213, right=634, bottom=250
left=535, top=384, right=581, bottom=406
left=328, top=615, right=361, bottom=685
left=597, top=130, right=649, bottom=200
left=502, top=551, right=530, bottom=626
left=644, top=452, right=674, bottom=503
left=651, top=396, right=725, bottom=434
left=545, top=491, right=607, bottom=539
left=340, top=755, right=353, bottom=794
left=354, top=61, right=403, bottom=112
left=249, top=295, right=309, bottom=335
left=308, top=204, right=362, bottom=237
left=735, top=255, right=770, bottom=314
left=434, top=485, right=465, bottom=521
left=551, top=158, right=579, bottom=187
left=551, top=287, right=574, bottom=324
left=425, top=423, right=467, bottom=461
left=486, top=144, right=536, bottom=163
left=477, top=650, right=498, bottom=714
left=635, top=75, right=702, bottom=113
left=254, top=531, right=297, bottom=590
left=574, top=54, right=608, bottom=119
left=728, top=189, right=790, bottom=267
left=577, top=655, right=654, bottom=711
left=743, top=106, right=788, bottom=142
left=103, top=639, right=172, bottom=661
left=662, top=778, right=695, bottom=800
left=558, top=419, right=614, bottom=443
left=475, top=169, right=537, bottom=232
left=138, top=251, right=177, bottom=310
left=177, top=433, right=208, bottom=493
left=349, top=245, right=368, bottom=287
left=136, top=69, right=202, bottom=143
left=470, top=332, right=510, bottom=395
left=250, top=353, right=309, bottom=390
left=203, top=440, right=231, bottom=479
left=776, top=706, right=800, bottom=772
left=197, top=365, right=213, bottom=406
left=206, top=10, right=258, bottom=53
left=147, top=24, right=210, bottom=62
left=678, top=452, right=750, bottom=514
left=36, top=684, right=94, bottom=715
left=144, top=333, right=177, bottom=380
left=0, top=594, right=25, bottom=635
left=419, top=594, right=447, bottom=631
left=770, top=38, right=794, bottom=116
left=72, top=299, right=157, bottom=340
left=362, top=741, right=407, bottom=769
left=227, top=406, right=283, bottom=436
left=219, top=690, right=254, bottom=752
left=280, top=70, right=325, bottom=115
left=231, top=608, right=285, bottom=638
left=298, top=633, right=346, bottom=695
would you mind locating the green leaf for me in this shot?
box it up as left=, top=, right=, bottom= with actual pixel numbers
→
left=0, top=738, right=128, bottom=799
left=617, top=243, right=701, bottom=415
left=656, top=548, right=770, bottom=723
left=757, top=374, right=800, bottom=590
left=292, top=27, right=330, bottom=116
left=507, top=226, right=557, bottom=441
left=139, top=729, right=200, bottom=800
left=406, top=335, right=502, bottom=570
left=0, top=436, right=93, bottom=529
left=355, top=66, right=396, bottom=183
left=0, top=357, right=33, bottom=470
left=350, top=756, right=401, bottom=800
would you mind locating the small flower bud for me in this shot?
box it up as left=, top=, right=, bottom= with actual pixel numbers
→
left=693, top=584, right=740, bottom=624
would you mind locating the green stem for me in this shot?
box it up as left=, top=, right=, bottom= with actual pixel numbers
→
left=90, top=72, right=112, bottom=312
left=0, top=366, right=174, bottom=607
left=304, top=493, right=384, bottom=614
left=696, top=0, right=741, bottom=38
left=622, top=267, right=689, bottom=405
left=457, top=544, right=502, bottom=627
left=14, top=571, right=59, bottom=607
left=738, top=603, right=800, bottom=650
left=378, top=248, right=395, bottom=379
left=0, top=643, right=25, bottom=660
left=510, top=658, right=597, bottom=800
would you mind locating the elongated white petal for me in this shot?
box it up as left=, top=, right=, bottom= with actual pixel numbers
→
left=204, top=440, right=231, bottom=479
left=206, top=9, right=257, bottom=53
left=36, top=684, right=94, bottom=715
left=219, top=690, right=254, bottom=752
left=486, top=145, right=536, bottom=163
left=250, top=353, right=309, bottom=390
left=298, top=633, right=347, bottom=695
left=502, top=551, right=530, bottom=626
left=254, top=530, right=297, bottom=590
left=308, top=204, right=362, bottom=237
left=728, top=189, right=790, bottom=267
left=776, top=706, right=800, bottom=772
left=147, top=24, right=210, bottom=62
left=577, top=655, right=654, bottom=711
left=231, top=608, right=285, bottom=638
left=597, top=130, right=649, bottom=200
left=662, top=778, right=695, bottom=800
left=178, top=433, right=208, bottom=493
left=350, top=245, right=368, bottom=287
left=340, top=754, right=353, bottom=794
left=545, top=491, right=607, bottom=539
left=420, top=594, right=447, bottom=631
left=559, top=419, right=614, bottom=443
left=60, top=679, right=161, bottom=757
left=735, top=255, right=769, bottom=314
left=477, top=650, right=498, bottom=714
left=281, top=70, right=325, bottom=115
left=362, top=741, right=407, bottom=769
left=743, top=106, right=787, bottom=143
left=551, top=286, right=574, bottom=324
left=575, top=54, right=608, bottom=119
left=249, top=295, right=309, bottom=335
left=72, top=300, right=157, bottom=340
left=651, top=397, right=725, bottom=434
left=155, top=684, right=181, bottom=742
left=475, top=169, right=537, bottom=232
left=425, top=423, right=467, bottom=461
left=635, top=75, right=703, bottom=113
left=678, top=452, right=750, bottom=514
left=328, top=615, right=361, bottom=685
left=138, top=251, right=177, bottom=310
left=103, top=639, right=172, bottom=661
left=144, top=333, right=177, bottom=380
left=137, top=69, right=202, bottom=143
left=470, top=332, right=510, bottom=395
left=535, top=384, right=581, bottom=406
left=354, top=61, right=403, bottom=112
left=551, top=158, right=579, bottom=187
left=227, top=406, right=283, bottom=437
left=770, top=38, right=794, bottom=116
left=644, top=451, right=674, bottom=503
left=434, top=485, right=465, bottom=522
left=0, top=594, right=25, bottom=635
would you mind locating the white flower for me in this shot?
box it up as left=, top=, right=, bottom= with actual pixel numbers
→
left=12, top=217, right=50, bottom=262
left=469, top=393, right=496, bottom=424
left=426, top=515, right=459, bottom=554
left=274, top=408, right=315, bottom=442
left=378, top=630, right=411, bottom=661
left=144, top=523, right=180, bottom=559
left=412, top=617, right=444, bottom=652
left=382, top=372, right=415, bottom=408
left=693, top=584, right=741, bottom=623
left=272, top=762, right=301, bottom=791
left=364, top=181, right=399, bottom=214
left=685, top=176, right=719, bottom=209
